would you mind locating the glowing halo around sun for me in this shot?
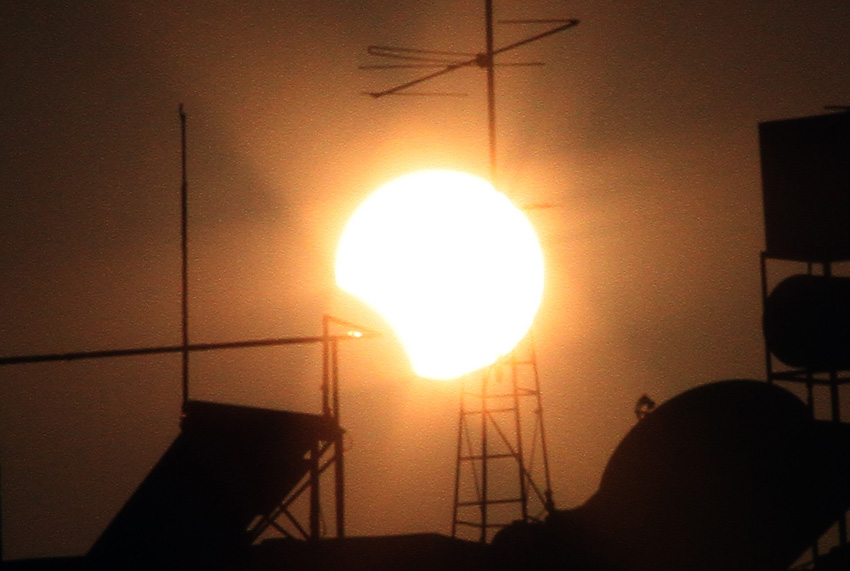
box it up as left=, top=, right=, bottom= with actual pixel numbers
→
left=335, top=169, right=544, bottom=380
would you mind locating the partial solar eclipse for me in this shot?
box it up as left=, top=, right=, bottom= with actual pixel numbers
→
left=336, top=169, right=544, bottom=380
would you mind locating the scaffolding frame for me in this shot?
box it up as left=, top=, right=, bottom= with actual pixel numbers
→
left=245, top=314, right=373, bottom=541
left=761, top=252, right=850, bottom=558
left=451, top=335, right=554, bottom=543
left=0, top=105, right=377, bottom=549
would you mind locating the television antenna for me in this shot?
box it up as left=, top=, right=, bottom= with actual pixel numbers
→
left=362, top=0, right=578, bottom=542
left=362, top=0, right=577, bottom=183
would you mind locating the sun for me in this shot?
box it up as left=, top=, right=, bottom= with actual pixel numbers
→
left=335, top=169, right=544, bottom=380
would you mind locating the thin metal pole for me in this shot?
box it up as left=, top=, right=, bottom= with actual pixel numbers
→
left=331, top=339, right=345, bottom=538
left=322, top=315, right=331, bottom=417
left=479, top=5, right=501, bottom=541
left=480, top=367, right=489, bottom=543
left=1, top=455, right=3, bottom=563
left=481, top=1, right=495, bottom=536
left=824, top=260, right=846, bottom=546
left=451, top=385, right=466, bottom=537
left=484, top=0, right=497, bottom=183
left=332, top=340, right=341, bottom=421
left=759, top=252, right=774, bottom=386
left=309, top=441, right=320, bottom=540
left=528, top=336, right=554, bottom=511
left=508, top=360, right=528, bottom=521
left=179, top=104, right=189, bottom=407
left=824, top=262, right=841, bottom=424
left=804, top=261, right=815, bottom=415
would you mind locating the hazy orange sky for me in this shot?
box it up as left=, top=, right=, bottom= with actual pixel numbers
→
left=2, top=0, right=850, bottom=560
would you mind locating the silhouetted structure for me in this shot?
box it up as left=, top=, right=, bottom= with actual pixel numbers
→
left=760, top=112, right=850, bottom=263
left=87, top=401, right=342, bottom=570
left=759, top=109, right=850, bottom=555
left=452, top=337, right=554, bottom=543
left=11, top=380, right=850, bottom=570
left=764, top=274, right=850, bottom=373
left=760, top=111, right=850, bottom=410
left=249, top=533, right=485, bottom=571
left=491, top=380, right=850, bottom=571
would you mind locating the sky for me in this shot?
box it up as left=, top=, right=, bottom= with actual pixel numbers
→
left=2, top=0, right=850, bottom=561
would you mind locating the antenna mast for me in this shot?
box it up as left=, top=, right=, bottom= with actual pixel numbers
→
left=484, top=0, right=497, bottom=180
left=179, top=104, right=190, bottom=407
left=363, top=4, right=577, bottom=185
left=363, top=1, right=577, bottom=542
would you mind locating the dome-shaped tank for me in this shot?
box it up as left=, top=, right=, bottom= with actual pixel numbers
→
left=507, top=381, right=850, bottom=571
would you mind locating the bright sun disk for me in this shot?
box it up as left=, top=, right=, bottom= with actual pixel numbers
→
left=335, top=169, right=544, bottom=380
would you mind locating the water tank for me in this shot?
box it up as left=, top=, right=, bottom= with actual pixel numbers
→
left=763, top=274, right=850, bottom=370
left=760, top=112, right=850, bottom=262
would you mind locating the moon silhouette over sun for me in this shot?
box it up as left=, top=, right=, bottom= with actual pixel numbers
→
left=335, top=169, right=544, bottom=380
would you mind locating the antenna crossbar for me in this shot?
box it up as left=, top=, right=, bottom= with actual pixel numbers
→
left=364, top=18, right=578, bottom=99
left=367, top=45, right=478, bottom=63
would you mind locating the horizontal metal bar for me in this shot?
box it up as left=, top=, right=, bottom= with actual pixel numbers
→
left=368, top=45, right=478, bottom=58
left=516, top=388, right=539, bottom=396
left=0, top=332, right=378, bottom=367
left=364, top=91, right=468, bottom=97
left=499, top=19, right=576, bottom=24
left=456, top=498, right=523, bottom=507
left=770, top=371, right=850, bottom=385
left=362, top=62, right=540, bottom=70
left=769, top=369, right=817, bottom=379
left=462, top=392, right=521, bottom=399
left=360, top=64, right=452, bottom=70
left=468, top=386, right=539, bottom=398
left=761, top=251, right=850, bottom=263
left=460, top=453, right=517, bottom=461
left=493, top=62, right=545, bottom=67
left=324, top=315, right=382, bottom=335
left=461, top=407, right=515, bottom=415
left=454, top=520, right=509, bottom=529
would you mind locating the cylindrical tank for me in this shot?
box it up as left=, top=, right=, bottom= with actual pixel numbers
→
left=763, top=274, right=850, bottom=370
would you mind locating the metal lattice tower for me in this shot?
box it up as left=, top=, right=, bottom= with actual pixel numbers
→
left=451, top=335, right=554, bottom=542
left=363, top=0, right=575, bottom=542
